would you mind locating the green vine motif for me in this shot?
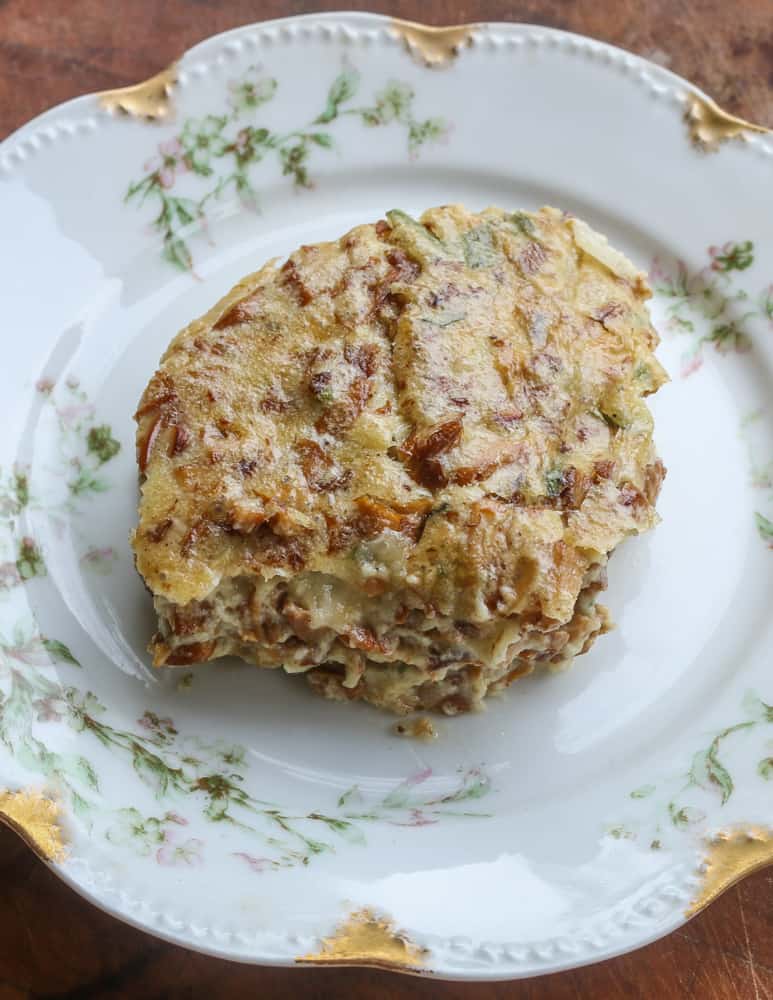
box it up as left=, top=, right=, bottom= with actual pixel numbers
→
left=649, top=240, right=771, bottom=378
left=87, top=697, right=492, bottom=867
left=0, top=379, right=122, bottom=594
left=621, top=691, right=773, bottom=843
left=125, top=65, right=449, bottom=271
left=0, top=628, right=493, bottom=869
left=314, top=73, right=448, bottom=155
left=740, top=411, right=773, bottom=548
left=0, top=626, right=98, bottom=818
left=32, top=376, right=122, bottom=502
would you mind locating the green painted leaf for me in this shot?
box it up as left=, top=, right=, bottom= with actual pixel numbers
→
left=705, top=749, right=734, bottom=804
left=314, top=69, right=359, bottom=123
left=302, top=835, right=332, bottom=855
left=712, top=240, right=754, bottom=272
left=42, top=638, right=80, bottom=667
left=630, top=784, right=655, bottom=799
left=16, top=538, right=46, bottom=581
left=163, top=236, right=193, bottom=271
left=312, top=814, right=366, bottom=845
left=381, top=784, right=411, bottom=810
left=132, top=747, right=173, bottom=797
left=755, top=512, right=773, bottom=543
left=75, top=756, right=99, bottom=790
left=606, top=824, right=635, bottom=840
left=13, top=472, right=29, bottom=510
left=70, top=789, right=92, bottom=820
left=173, top=199, right=196, bottom=226
left=337, top=785, right=362, bottom=808
left=668, top=802, right=705, bottom=829
left=308, top=133, right=333, bottom=148
left=438, top=771, right=491, bottom=803
left=86, top=425, right=121, bottom=464
left=758, top=757, right=773, bottom=780
left=741, top=689, right=773, bottom=722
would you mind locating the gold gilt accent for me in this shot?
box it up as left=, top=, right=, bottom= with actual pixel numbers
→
left=391, top=19, right=476, bottom=68
left=0, top=788, right=67, bottom=863
left=687, top=827, right=773, bottom=916
left=685, top=94, right=771, bottom=151
left=99, top=64, right=178, bottom=121
left=298, top=908, right=428, bottom=969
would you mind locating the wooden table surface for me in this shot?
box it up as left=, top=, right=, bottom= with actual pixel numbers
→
left=1, top=2, right=772, bottom=997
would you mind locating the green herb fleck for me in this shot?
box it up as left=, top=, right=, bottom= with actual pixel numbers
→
left=545, top=467, right=564, bottom=498
left=462, top=224, right=497, bottom=268
left=509, top=211, right=535, bottom=236
left=386, top=209, right=457, bottom=260
left=421, top=312, right=466, bottom=328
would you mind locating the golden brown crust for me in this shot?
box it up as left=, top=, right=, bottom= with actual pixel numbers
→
left=132, top=205, right=667, bottom=712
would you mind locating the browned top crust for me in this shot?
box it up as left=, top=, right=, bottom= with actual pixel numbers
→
left=132, top=205, right=667, bottom=630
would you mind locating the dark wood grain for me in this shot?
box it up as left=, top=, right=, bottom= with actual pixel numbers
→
left=1, top=2, right=772, bottom=996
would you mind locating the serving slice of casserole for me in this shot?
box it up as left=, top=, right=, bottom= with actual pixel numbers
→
left=132, top=205, right=666, bottom=714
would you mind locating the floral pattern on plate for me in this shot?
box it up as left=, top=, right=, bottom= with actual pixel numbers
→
left=126, top=65, right=449, bottom=271
left=649, top=240, right=771, bottom=378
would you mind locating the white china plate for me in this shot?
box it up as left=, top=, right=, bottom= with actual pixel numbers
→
left=1, top=12, right=772, bottom=981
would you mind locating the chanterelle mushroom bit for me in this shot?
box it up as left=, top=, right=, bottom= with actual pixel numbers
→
left=132, top=205, right=667, bottom=715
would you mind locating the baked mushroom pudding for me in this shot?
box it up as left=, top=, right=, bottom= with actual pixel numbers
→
left=132, top=205, right=667, bottom=714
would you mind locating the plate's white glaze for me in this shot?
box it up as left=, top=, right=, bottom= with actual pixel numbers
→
left=1, top=13, right=772, bottom=980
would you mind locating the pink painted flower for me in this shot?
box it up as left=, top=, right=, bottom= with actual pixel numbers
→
left=33, top=696, right=66, bottom=723
left=143, top=137, right=188, bottom=189
left=233, top=128, right=251, bottom=155
left=404, top=767, right=433, bottom=787
left=156, top=831, right=203, bottom=867
left=163, top=811, right=188, bottom=826
left=0, top=562, right=21, bottom=591
left=389, top=809, right=438, bottom=828
left=680, top=354, right=704, bottom=378
left=80, top=546, right=117, bottom=575
left=233, top=851, right=274, bottom=873
left=56, top=402, right=94, bottom=427
left=35, top=376, right=55, bottom=394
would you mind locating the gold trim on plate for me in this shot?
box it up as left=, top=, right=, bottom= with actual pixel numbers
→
left=298, top=908, right=428, bottom=970
left=390, top=19, right=476, bottom=68
left=0, top=788, right=67, bottom=863
left=99, top=64, right=178, bottom=121
left=687, top=827, right=773, bottom=916
left=685, top=94, right=771, bottom=151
